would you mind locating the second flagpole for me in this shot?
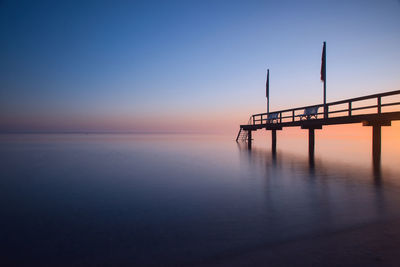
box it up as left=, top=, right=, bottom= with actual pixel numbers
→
left=321, top=42, right=327, bottom=118
left=266, top=69, right=270, bottom=116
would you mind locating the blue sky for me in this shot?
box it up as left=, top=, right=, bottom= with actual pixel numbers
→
left=1, top=0, right=399, bottom=132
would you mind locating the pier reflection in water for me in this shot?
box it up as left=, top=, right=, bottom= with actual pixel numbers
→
left=237, top=140, right=399, bottom=232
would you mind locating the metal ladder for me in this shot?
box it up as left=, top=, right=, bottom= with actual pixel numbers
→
left=236, top=116, right=252, bottom=142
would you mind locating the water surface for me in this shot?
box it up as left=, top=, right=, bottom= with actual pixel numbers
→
left=1, top=133, right=400, bottom=266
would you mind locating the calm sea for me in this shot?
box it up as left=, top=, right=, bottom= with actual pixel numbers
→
left=1, top=133, right=400, bottom=266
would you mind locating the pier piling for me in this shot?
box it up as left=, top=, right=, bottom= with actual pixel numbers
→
left=362, top=120, right=391, bottom=167
left=272, top=129, right=276, bottom=154
left=372, top=125, right=381, bottom=165
left=247, top=130, right=252, bottom=149
left=308, top=128, right=315, bottom=159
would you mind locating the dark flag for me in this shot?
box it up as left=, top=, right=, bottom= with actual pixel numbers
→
left=321, top=42, right=326, bottom=82
left=266, top=69, right=269, bottom=99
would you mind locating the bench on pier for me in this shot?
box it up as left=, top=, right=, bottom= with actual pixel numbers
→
left=299, top=106, right=319, bottom=120
left=267, top=112, right=279, bottom=123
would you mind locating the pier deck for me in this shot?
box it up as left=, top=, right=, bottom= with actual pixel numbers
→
left=237, top=90, right=400, bottom=164
left=242, top=111, right=400, bottom=131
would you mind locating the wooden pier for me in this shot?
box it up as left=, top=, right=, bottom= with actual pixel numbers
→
left=237, top=90, right=400, bottom=165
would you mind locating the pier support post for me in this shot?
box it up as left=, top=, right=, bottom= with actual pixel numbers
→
left=372, top=125, right=381, bottom=165
left=309, top=128, right=315, bottom=159
left=247, top=130, right=252, bottom=149
left=363, top=120, right=391, bottom=169
left=272, top=129, right=277, bottom=154
left=266, top=126, right=282, bottom=154
left=301, top=125, right=322, bottom=162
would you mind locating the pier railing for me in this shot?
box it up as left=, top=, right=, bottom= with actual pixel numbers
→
left=251, top=89, right=400, bottom=125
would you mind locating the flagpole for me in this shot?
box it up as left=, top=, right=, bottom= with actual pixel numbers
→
left=322, top=42, right=327, bottom=118
left=324, top=42, right=326, bottom=117
left=324, top=70, right=326, bottom=118
left=266, top=69, right=270, bottom=115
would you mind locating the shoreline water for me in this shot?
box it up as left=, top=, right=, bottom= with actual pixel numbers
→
left=197, top=217, right=400, bottom=267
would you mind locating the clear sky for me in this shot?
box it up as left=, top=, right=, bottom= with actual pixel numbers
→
left=1, top=0, right=399, bottom=133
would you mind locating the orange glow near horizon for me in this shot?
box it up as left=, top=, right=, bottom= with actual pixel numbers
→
left=250, top=121, right=400, bottom=171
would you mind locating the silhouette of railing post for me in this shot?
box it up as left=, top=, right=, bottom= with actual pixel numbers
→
left=348, top=101, right=352, bottom=116
left=324, top=105, right=328, bottom=119
left=377, top=97, right=381, bottom=114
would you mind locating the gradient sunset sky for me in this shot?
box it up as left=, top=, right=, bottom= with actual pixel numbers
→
left=1, top=0, right=399, bottom=133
